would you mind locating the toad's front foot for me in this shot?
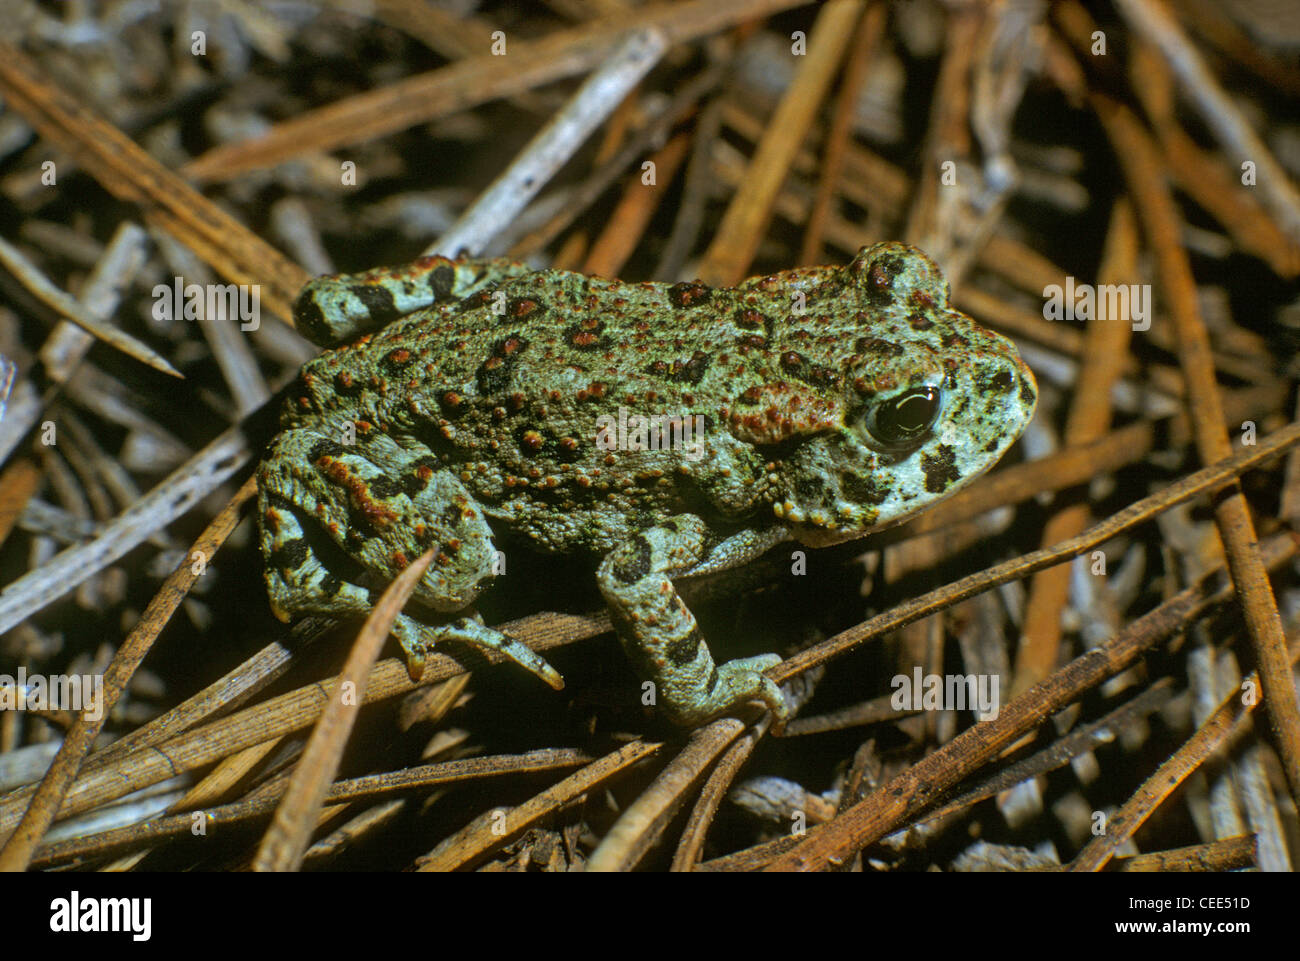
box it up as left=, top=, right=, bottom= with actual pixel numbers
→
left=680, top=652, right=788, bottom=729
left=597, top=515, right=788, bottom=727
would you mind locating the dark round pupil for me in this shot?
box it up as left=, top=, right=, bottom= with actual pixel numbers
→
left=879, top=388, right=939, bottom=439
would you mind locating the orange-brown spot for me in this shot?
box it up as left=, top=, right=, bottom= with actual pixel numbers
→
left=509, top=297, right=542, bottom=318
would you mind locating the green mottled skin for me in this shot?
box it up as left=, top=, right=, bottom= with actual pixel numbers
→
left=257, top=243, right=1036, bottom=726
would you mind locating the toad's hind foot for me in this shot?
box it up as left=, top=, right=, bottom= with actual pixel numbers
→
left=392, top=613, right=564, bottom=691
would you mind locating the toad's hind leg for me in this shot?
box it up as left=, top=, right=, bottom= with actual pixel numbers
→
left=597, top=515, right=788, bottom=728
left=257, top=440, right=562, bottom=690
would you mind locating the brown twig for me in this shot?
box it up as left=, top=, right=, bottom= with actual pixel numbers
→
left=587, top=718, right=748, bottom=871
left=798, top=1, right=885, bottom=265
left=417, top=739, right=663, bottom=871
left=0, top=43, right=308, bottom=322
left=253, top=549, right=434, bottom=872
left=671, top=719, right=772, bottom=870
left=762, top=533, right=1297, bottom=871
left=1055, top=1, right=1300, bottom=807
left=1012, top=199, right=1138, bottom=696
left=696, top=0, right=865, bottom=284
left=583, top=130, right=692, bottom=278
left=181, top=0, right=811, bottom=185
left=1108, top=835, right=1256, bottom=872
left=0, top=475, right=257, bottom=871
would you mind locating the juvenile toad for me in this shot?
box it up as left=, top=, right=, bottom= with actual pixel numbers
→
left=257, top=243, right=1037, bottom=726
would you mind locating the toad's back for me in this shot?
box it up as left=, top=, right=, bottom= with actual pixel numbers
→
left=276, top=246, right=1035, bottom=553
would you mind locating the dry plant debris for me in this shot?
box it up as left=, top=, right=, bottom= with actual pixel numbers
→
left=0, top=0, right=1297, bottom=874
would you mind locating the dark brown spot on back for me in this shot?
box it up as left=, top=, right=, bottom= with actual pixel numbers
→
left=381, top=347, right=415, bottom=374
left=565, top=317, right=607, bottom=351
left=854, top=337, right=905, bottom=357
left=865, top=254, right=905, bottom=306
left=669, top=281, right=712, bottom=308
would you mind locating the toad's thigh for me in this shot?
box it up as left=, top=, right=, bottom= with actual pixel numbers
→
left=257, top=428, right=500, bottom=611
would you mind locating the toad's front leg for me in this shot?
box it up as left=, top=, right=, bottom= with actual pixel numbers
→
left=597, top=515, right=788, bottom=728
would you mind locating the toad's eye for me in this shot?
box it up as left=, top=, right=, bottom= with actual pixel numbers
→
left=866, top=386, right=942, bottom=448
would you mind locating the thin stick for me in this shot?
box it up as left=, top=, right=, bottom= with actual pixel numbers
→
left=697, top=0, right=865, bottom=285
left=587, top=720, right=747, bottom=871
left=799, top=1, right=884, bottom=264
left=671, top=719, right=771, bottom=870
left=1109, top=836, right=1256, bottom=872
left=1113, top=0, right=1300, bottom=239
left=0, top=476, right=257, bottom=871
left=183, top=0, right=808, bottom=184
left=417, top=739, right=663, bottom=871
left=429, top=28, right=669, bottom=258
left=762, top=534, right=1296, bottom=871
left=1069, top=679, right=1257, bottom=871
left=582, top=130, right=691, bottom=277
left=253, top=550, right=434, bottom=872
left=0, top=43, right=308, bottom=321
left=0, top=234, right=180, bottom=378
